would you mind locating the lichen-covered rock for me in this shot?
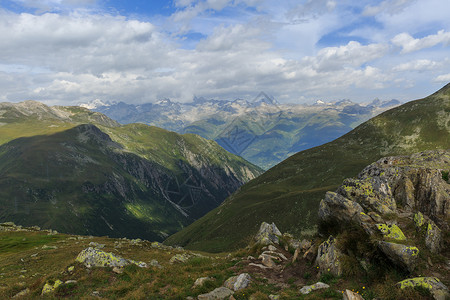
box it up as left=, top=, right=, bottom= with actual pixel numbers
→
left=75, top=247, right=147, bottom=268
left=359, top=150, right=450, bottom=219
left=318, top=192, right=365, bottom=224
left=337, top=176, right=396, bottom=215
left=397, top=277, right=449, bottom=300
left=254, top=222, right=282, bottom=246
left=425, top=221, right=442, bottom=253
left=299, top=282, right=330, bottom=295
left=376, top=224, right=406, bottom=240
left=377, top=242, right=419, bottom=272
left=169, top=253, right=191, bottom=264
left=316, top=236, right=342, bottom=276
left=224, top=273, right=251, bottom=291
left=41, top=280, right=63, bottom=295
left=414, top=212, right=425, bottom=228
left=197, top=287, right=234, bottom=300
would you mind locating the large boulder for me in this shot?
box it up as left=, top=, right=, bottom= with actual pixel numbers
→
left=397, top=277, right=449, bottom=300
left=254, top=222, right=282, bottom=246
left=75, top=247, right=147, bottom=268
left=316, top=236, right=342, bottom=276
left=377, top=242, right=419, bottom=272
left=318, top=192, right=365, bottom=225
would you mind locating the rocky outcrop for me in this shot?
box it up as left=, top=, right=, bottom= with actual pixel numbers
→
left=254, top=222, right=282, bottom=246
left=75, top=247, right=147, bottom=268
left=318, top=192, right=364, bottom=224
left=397, top=277, right=449, bottom=300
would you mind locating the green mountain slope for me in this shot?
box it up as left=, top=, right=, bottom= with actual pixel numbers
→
left=165, top=83, right=450, bottom=252
left=0, top=102, right=262, bottom=241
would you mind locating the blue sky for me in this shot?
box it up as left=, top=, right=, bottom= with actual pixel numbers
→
left=0, top=0, right=449, bottom=104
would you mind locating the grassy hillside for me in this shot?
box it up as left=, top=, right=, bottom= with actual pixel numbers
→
left=165, top=83, right=450, bottom=252
left=0, top=102, right=262, bottom=241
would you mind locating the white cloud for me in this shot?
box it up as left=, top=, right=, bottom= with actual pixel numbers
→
left=392, top=30, right=450, bottom=53
left=434, top=73, right=450, bottom=82
left=392, top=59, right=439, bottom=71
left=363, top=0, right=416, bottom=16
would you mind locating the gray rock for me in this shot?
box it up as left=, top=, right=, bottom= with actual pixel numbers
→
left=318, top=192, right=365, bottom=225
left=169, top=253, right=191, bottom=264
left=299, top=282, right=330, bottom=294
left=254, top=222, right=282, bottom=246
left=88, top=242, right=105, bottom=249
left=224, top=273, right=251, bottom=291
left=193, top=277, right=214, bottom=288
left=316, top=236, right=342, bottom=276
left=378, top=241, right=419, bottom=272
left=425, top=221, right=442, bottom=253
left=197, top=287, right=234, bottom=300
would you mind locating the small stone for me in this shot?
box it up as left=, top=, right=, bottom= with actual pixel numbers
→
left=12, top=288, right=30, bottom=298
left=68, top=266, right=75, bottom=272
left=260, top=255, right=277, bottom=268
left=169, top=253, right=191, bottom=264
left=343, top=289, right=365, bottom=300
left=193, top=277, right=214, bottom=288
left=89, top=242, right=105, bottom=249
left=292, top=248, right=300, bottom=263
left=269, top=295, right=280, bottom=300
left=41, top=245, right=58, bottom=250
left=41, top=280, right=63, bottom=295
left=65, top=280, right=77, bottom=284
left=268, top=245, right=277, bottom=251
left=247, top=256, right=255, bottom=260
left=112, top=267, right=123, bottom=274
left=299, top=282, right=330, bottom=294
left=224, top=273, right=251, bottom=291
left=248, top=263, right=270, bottom=269
left=150, top=259, right=163, bottom=269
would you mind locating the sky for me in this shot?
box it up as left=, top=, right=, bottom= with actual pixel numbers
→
left=0, top=0, right=449, bottom=105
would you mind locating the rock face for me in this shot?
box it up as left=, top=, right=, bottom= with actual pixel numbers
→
left=397, top=277, right=450, bottom=300
left=75, top=247, right=147, bottom=268
left=377, top=242, right=419, bottom=272
left=318, top=192, right=364, bottom=224
left=254, top=222, right=282, bottom=246
left=425, top=221, right=442, bottom=253
left=315, top=236, right=342, bottom=276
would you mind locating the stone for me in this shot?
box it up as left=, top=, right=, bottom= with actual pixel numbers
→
left=269, top=295, right=280, bottom=300
left=254, top=222, right=282, bottom=246
left=169, top=253, right=191, bottom=264
left=343, top=289, right=365, bottom=300
left=12, top=288, right=30, bottom=298
left=89, top=242, right=105, bottom=249
left=224, top=273, right=251, bottom=291
left=299, top=282, right=330, bottom=294
left=377, top=241, right=419, bottom=272
left=425, top=221, right=442, bottom=253
left=316, top=236, right=342, bottom=276
left=376, top=224, right=406, bottom=241
left=64, top=280, right=77, bottom=284
left=193, top=277, right=214, bottom=288
left=413, top=212, right=425, bottom=228
left=41, top=279, right=63, bottom=295
left=397, top=277, right=449, bottom=300
left=67, top=266, right=75, bottom=272
left=41, top=245, right=58, bottom=250
left=318, top=192, right=365, bottom=225
left=303, top=246, right=316, bottom=262
left=292, top=248, right=300, bottom=263
left=337, top=176, right=396, bottom=215
left=299, top=239, right=312, bottom=251
left=150, top=259, right=163, bottom=269
left=260, top=255, right=277, bottom=268
left=75, top=247, right=147, bottom=268
left=197, top=287, right=234, bottom=300
left=368, top=212, right=384, bottom=223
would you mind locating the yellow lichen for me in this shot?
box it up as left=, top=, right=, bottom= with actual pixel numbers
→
left=398, top=277, right=440, bottom=290
left=376, top=224, right=406, bottom=241
left=414, top=212, right=425, bottom=228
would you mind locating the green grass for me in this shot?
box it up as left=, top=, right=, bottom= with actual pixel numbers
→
left=0, top=232, right=63, bottom=254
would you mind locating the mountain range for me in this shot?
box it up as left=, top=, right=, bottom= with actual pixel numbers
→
left=165, top=83, right=450, bottom=252
left=0, top=101, right=262, bottom=241
left=83, top=93, right=402, bottom=169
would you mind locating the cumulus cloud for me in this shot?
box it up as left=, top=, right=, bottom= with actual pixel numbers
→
left=434, top=73, right=450, bottom=82
left=392, top=59, right=440, bottom=71
left=392, top=30, right=450, bottom=53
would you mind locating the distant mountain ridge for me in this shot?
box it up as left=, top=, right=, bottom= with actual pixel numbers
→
left=82, top=95, right=402, bottom=169
left=165, top=83, right=450, bottom=252
left=0, top=101, right=262, bottom=241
